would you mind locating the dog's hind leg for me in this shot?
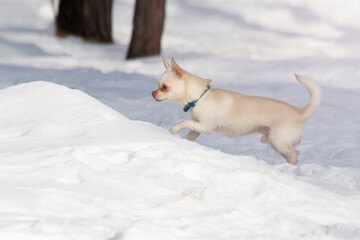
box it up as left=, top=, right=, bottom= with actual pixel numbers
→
left=259, top=126, right=270, bottom=143
left=185, top=130, right=201, bottom=141
left=271, top=143, right=299, bottom=165
left=268, top=126, right=302, bottom=164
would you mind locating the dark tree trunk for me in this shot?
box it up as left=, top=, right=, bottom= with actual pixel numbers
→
left=126, top=0, right=166, bottom=59
left=56, top=0, right=113, bottom=43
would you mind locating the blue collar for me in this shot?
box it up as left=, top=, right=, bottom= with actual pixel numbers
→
left=183, top=85, right=211, bottom=112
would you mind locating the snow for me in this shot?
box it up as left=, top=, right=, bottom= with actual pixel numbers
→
left=1, top=81, right=359, bottom=239
left=1, top=0, right=360, bottom=239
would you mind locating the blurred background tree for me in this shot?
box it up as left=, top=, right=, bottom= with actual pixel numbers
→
left=56, top=0, right=113, bottom=43
left=55, top=0, right=166, bottom=59
left=126, top=0, right=166, bottom=59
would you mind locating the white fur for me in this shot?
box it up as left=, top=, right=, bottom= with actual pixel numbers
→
left=152, top=58, right=321, bottom=164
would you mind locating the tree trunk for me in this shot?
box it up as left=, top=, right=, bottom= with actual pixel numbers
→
left=56, top=0, right=113, bottom=43
left=126, top=0, right=166, bottom=59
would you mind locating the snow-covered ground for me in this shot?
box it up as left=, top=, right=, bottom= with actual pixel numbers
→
left=1, top=0, right=360, bottom=239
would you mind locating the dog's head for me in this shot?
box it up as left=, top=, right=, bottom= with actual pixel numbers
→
left=152, top=57, right=212, bottom=106
left=152, top=57, right=187, bottom=104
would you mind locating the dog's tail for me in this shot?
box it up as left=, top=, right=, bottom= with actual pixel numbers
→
left=295, top=74, right=321, bottom=121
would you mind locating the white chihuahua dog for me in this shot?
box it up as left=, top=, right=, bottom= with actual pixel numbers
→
left=152, top=58, right=321, bottom=164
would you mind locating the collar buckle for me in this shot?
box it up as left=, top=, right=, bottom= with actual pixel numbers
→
left=183, top=85, right=211, bottom=112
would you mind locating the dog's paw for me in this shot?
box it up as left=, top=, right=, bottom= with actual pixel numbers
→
left=170, top=124, right=182, bottom=134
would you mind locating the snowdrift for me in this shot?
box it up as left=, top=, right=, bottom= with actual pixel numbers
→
left=0, top=82, right=359, bottom=240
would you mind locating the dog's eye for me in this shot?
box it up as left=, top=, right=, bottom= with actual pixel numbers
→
left=161, top=85, right=168, bottom=91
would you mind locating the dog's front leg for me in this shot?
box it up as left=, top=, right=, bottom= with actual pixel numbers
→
left=170, top=120, right=213, bottom=135
left=185, top=130, right=201, bottom=141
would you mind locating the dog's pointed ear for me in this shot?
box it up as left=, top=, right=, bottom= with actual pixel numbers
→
left=171, top=57, right=183, bottom=77
left=162, top=57, right=171, bottom=70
